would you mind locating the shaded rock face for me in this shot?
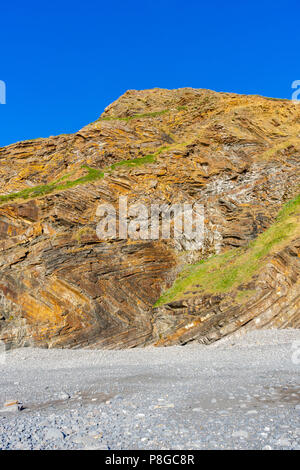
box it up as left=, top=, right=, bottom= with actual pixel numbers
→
left=0, top=88, right=299, bottom=349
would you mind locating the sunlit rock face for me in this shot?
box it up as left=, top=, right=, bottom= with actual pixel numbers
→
left=0, top=88, right=299, bottom=349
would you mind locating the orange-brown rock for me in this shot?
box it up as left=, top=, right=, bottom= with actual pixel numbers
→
left=0, top=88, right=299, bottom=349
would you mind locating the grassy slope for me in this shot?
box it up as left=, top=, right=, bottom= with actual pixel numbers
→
left=154, top=194, right=300, bottom=307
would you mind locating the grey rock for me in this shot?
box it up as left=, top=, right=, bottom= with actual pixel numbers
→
left=232, top=430, right=249, bottom=439
left=44, top=428, right=65, bottom=440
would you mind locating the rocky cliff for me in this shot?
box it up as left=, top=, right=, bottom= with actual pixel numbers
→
left=0, top=88, right=299, bottom=349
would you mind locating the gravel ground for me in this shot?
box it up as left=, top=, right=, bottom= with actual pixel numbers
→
left=0, top=329, right=299, bottom=450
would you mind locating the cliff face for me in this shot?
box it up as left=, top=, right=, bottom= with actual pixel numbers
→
left=0, top=88, right=299, bottom=349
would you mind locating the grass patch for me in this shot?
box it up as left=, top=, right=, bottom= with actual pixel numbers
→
left=110, top=154, right=156, bottom=170
left=97, top=110, right=169, bottom=123
left=235, top=289, right=257, bottom=303
left=154, top=194, right=300, bottom=306
left=0, top=184, right=57, bottom=203
left=276, top=193, right=300, bottom=221
left=259, top=138, right=298, bottom=161
left=0, top=166, right=105, bottom=204
left=73, top=226, right=96, bottom=243
left=0, top=154, right=157, bottom=205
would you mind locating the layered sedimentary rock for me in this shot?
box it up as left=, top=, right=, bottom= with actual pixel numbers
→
left=0, top=88, right=299, bottom=349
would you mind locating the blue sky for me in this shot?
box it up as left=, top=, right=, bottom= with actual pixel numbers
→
left=0, top=0, right=299, bottom=147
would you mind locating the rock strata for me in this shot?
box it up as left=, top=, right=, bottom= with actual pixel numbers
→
left=0, top=88, right=299, bottom=348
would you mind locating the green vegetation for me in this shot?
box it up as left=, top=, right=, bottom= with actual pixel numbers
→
left=0, top=155, right=157, bottom=205
left=0, top=166, right=105, bottom=204
left=131, top=110, right=170, bottom=119
left=259, top=138, right=298, bottom=161
left=53, top=170, right=76, bottom=183
left=73, top=226, right=96, bottom=243
left=97, top=109, right=169, bottom=123
left=0, top=184, right=56, bottom=203
left=235, top=289, right=257, bottom=303
left=110, top=154, right=156, bottom=170
left=276, top=193, right=300, bottom=221
left=154, top=194, right=300, bottom=306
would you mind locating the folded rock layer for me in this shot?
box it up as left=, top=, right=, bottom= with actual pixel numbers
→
left=0, top=88, right=299, bottom=348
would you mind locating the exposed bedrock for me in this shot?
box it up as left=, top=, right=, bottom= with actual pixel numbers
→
left=0, top=88, right=299, bottom=348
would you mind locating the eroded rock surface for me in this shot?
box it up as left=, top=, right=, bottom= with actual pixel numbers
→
left=0, top=88, right=299, bottom=348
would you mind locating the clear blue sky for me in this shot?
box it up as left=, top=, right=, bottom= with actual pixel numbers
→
left=0, top=0, right=299, bottom=147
